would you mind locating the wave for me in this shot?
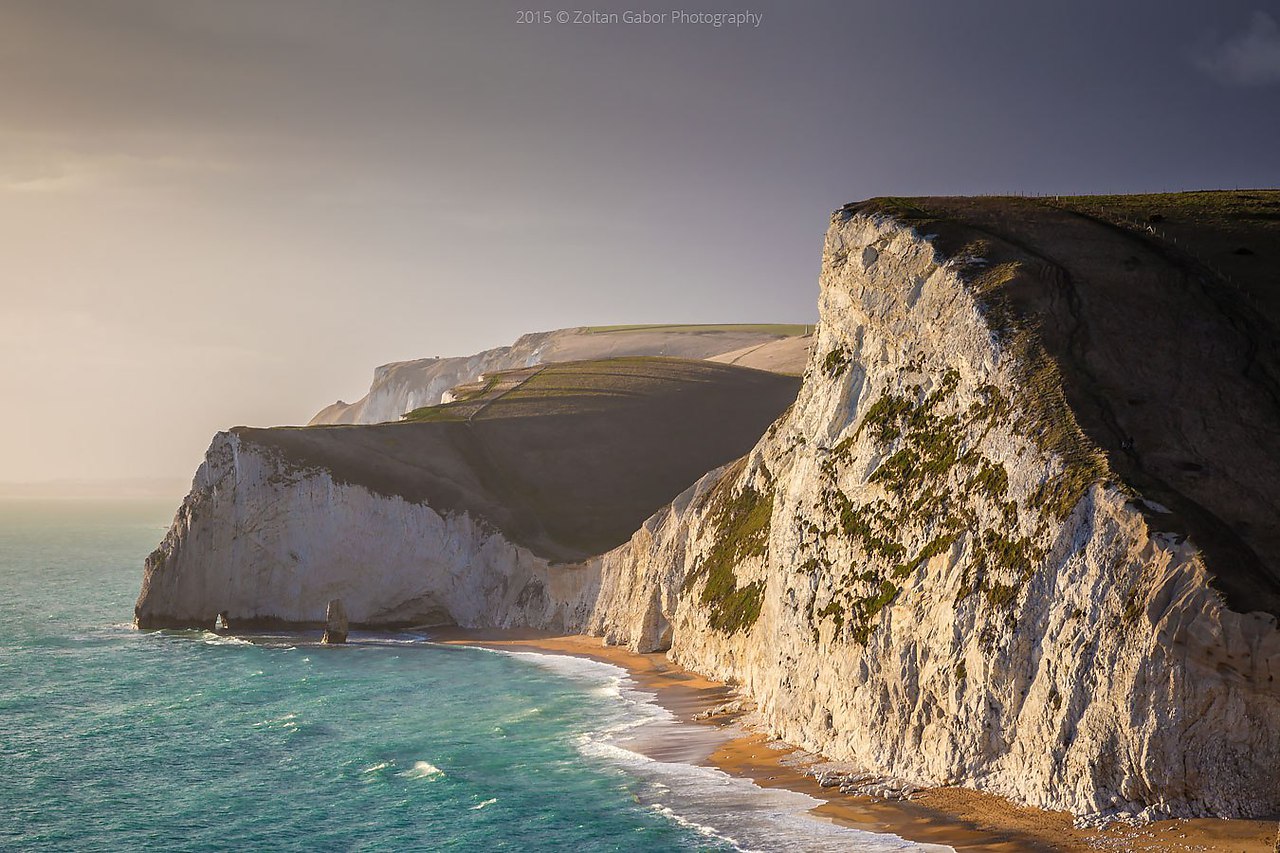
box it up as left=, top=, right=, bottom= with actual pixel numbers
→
left=346, top=632, right=433, bottom=647
left=252, top=712, right=300, bottom=732
left=398, top=760, right=444, bottom=780
left=487, top=648, right=954, bottom=853
left=650, top=802, right=742, bottom=848
left=199, top=631, right=255, bottom=646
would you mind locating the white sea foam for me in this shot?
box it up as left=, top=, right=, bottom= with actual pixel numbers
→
left=470, top=798, right=497, bottom=810
left=502, top=705, right=543, bottom=724
left=353, top=633, right=431, bottom=646
left=399, top=760, right=444, bottom=780
left=252, top=712, right=299, bottom=731
left=199, top=631, right=254, bottom=646
left=488, top=647, right=955, bottom=853
left=651, top=803, right=742, bottom=847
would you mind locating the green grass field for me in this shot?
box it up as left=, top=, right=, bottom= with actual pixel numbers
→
left=402, top=357, right=783, bottom=423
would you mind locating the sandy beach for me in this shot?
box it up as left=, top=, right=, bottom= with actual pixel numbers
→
left=431, top=628, right=1279, bottom=853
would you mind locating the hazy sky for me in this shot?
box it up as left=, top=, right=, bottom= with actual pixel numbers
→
left=2, top=1, right=1278, bottom=486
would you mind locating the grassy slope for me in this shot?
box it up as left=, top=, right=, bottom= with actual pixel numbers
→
left=237, top=358, right=801, bottom=563
left=846, top=191, right=1280, bottom=617
left=583, top=323, right=814, bottom=335
left=709, top=335, right=813, bottom=376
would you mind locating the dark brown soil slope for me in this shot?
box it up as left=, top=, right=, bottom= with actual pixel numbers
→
left=848, top=192, right=1280, bottom=617
left=236, top=358, right=800, bottom=563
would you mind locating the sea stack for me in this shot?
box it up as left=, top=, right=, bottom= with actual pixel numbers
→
left=322, top=598, right=348, bottom=644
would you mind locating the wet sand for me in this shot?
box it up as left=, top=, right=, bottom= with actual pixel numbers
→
left=431, top=628, right=1279, bottom=852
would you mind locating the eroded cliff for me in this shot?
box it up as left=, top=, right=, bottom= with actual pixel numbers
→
left=138, top=192, right=1280, bottom=821
left=136, top=358, right=800, bottom=629
left=590, top=197, right=1280, bottom=820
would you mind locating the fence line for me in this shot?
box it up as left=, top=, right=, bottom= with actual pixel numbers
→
left=1103, top=213, right=1260, bottom=311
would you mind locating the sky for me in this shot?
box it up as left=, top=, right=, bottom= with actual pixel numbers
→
left=1, top=0, right=1278, bottom=488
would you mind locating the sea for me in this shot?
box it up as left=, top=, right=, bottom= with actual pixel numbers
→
left=0, top=498, right=947, bottom=852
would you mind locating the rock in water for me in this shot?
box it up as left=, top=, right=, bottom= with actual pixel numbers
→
left=322, top=598, right=348, bottom=644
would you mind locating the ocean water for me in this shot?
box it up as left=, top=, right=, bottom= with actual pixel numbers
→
left=0, top=499, right=944, bottom=852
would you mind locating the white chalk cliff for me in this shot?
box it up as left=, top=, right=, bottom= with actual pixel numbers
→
left=135, top=429, right=602, bottom=631
left=590, top=208, right=1280, bottom=821
left=139, top=201, right=1280, bottom=821
left=137, top=357, right=798, bottom=631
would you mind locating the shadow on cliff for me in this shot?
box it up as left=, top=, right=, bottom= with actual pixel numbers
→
left=847, top=192, right=1280, bottom=617
left=238, top=357, right=801, bottom=563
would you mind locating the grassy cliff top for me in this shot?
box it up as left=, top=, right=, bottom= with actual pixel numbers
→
left=850, top=191, right=1280, bottom=322
left=844, top=191, right=1280, bottom=617
left=402, top=356, right=797, bottom=422
left=582, top=323, right=813, bottom=335
left=237, top=358, right=800, bottom=563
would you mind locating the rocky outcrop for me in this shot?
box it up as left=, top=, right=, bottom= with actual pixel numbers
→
left=587, top=204, right=1280, bottom=820
left=322, top=598, right=349, bottom=644
left=310, top=326, right=811, bottom=425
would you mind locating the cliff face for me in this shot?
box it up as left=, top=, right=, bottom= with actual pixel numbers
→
left=310, top=326, right=811, bottom=425
left=137, top=358, right=800, bottom=631
left=136, top=430, right=601, bottom=630
left=589, top=208, right=1280, bottom=820
left=138, top=195, right=1280, bottom=821
left=308, top=333, right=554, bottom=425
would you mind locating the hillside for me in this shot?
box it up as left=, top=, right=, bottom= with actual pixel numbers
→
left=246, top=358, right=800, bottom=562
left=309, top=324, right=812, bottom=425
left=135, top=357, right=799, bottom=629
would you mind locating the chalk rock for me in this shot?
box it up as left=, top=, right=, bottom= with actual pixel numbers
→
left=587, top=206, right=1280, bottom=819
left=322, top=598, right=349, bottom=644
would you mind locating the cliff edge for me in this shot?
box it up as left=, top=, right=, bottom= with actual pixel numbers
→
left=309, top=324, right=812, bottom=425
left=136, top=357, right=799, bottom=630
left=590, top=192, right=1280, bottom=820
left=138, top=191, right=1280, bottom=821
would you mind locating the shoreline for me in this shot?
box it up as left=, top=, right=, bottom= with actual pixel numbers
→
left=430, top=628, right=1279, bottom=853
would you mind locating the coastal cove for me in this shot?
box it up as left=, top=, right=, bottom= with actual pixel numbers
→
left=8, top=5, right=1280, bottom=848
left=4, top=498, right=1277, bottom=851
left=0, top=498, right=931, bottom=852
left=136, top=195, right=1280, bottom=829
left=432, top=629, right=1280, bottom=853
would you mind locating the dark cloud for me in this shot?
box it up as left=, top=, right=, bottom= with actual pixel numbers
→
left=1196, top=10, right=1280, bottom=85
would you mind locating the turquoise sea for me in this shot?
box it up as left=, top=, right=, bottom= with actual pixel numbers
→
left=0, top=499, right=941, bottom=852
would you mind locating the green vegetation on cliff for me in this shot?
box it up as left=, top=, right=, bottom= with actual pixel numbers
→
left=808, top=364, right=1051, bottom=644
left=685, top=459, right=774, bottom=634
left=838, top=190, right=1280, bottom=618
